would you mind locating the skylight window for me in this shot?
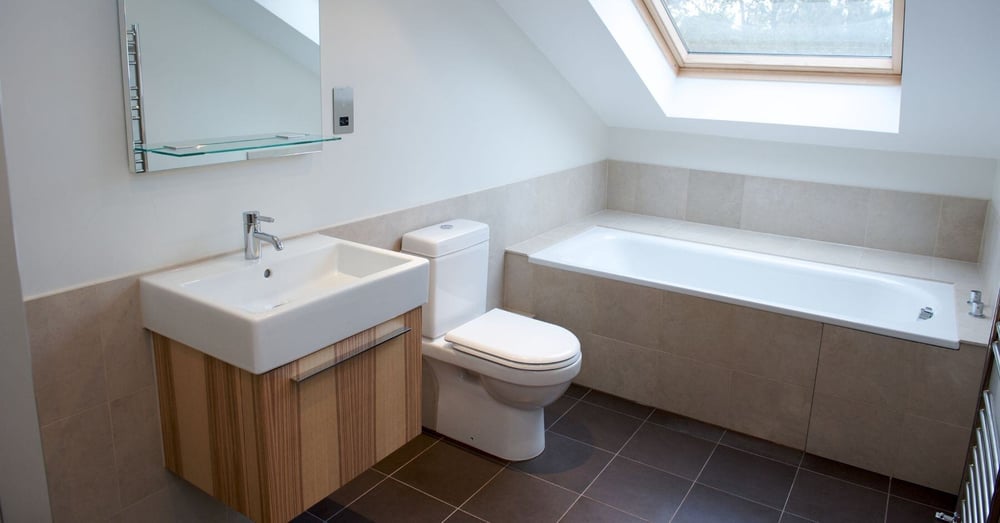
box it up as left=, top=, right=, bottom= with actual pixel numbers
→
left=641, top=0, right=904, bottom=77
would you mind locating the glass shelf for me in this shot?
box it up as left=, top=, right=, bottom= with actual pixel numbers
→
left=137, top=133, right=340, bottom=157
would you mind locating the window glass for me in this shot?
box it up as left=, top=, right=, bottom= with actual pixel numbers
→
left=659, top=0, right=894, bottom=58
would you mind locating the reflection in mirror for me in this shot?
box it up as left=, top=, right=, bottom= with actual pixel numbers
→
left=118, top=0, right=332, bottom=173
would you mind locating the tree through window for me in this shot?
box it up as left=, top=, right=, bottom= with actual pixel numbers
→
left=640, top=0, right=903, bottom=77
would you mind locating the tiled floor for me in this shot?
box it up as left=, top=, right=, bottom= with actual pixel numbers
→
left=293, top=385, right=957, bottom=523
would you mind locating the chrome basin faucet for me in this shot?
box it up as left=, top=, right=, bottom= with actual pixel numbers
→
left=243, top=211, right=283, bottom=260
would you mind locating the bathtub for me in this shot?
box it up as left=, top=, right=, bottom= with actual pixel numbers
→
left=529, top=226, right=959, bottom=349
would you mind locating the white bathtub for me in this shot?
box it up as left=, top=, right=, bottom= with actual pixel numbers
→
left=529, top=226, right=960, bottom=349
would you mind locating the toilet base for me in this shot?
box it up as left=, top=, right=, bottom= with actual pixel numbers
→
left=422, top=358, right=545, bottom=461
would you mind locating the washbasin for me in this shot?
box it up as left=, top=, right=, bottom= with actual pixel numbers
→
left=140, top=234, right=430, bottom=374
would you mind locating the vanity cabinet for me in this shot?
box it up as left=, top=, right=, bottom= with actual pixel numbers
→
left=151, top=308, right=422, bottom=523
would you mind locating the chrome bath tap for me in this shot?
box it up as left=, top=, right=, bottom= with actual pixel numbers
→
left=243, top=211, right=283, bottom=260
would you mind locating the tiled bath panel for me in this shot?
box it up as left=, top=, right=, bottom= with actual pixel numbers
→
left=291, top=386, right=956, bottom=522
left=24, top=162, right=606, bottom=522
left=607, top=160, right=990, bottom=262
left=505, top=254, right=986, bottom=494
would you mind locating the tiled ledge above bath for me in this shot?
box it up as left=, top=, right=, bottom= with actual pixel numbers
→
left=507, top=211, right=993, bottom=346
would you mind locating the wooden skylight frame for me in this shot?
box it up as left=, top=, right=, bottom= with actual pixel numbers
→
left=637, top=0, right=905, bottom=79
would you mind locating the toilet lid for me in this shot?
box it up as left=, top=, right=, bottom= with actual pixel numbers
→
left=445, top=308, right=580, bottom=369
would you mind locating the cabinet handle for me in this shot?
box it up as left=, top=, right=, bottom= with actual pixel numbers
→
left=293, top=327, right=411, bottom=383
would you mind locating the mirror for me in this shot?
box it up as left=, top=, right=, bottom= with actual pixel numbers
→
left=118, top=0, right=332, bottom=173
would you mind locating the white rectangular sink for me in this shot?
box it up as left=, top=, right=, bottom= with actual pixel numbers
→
left=140, top=234, right=429, bottom=374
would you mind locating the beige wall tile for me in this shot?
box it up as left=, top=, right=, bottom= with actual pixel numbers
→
left=865, top=190, right=941, bottom=256
left=34, top=363, right=109, bottom=426
left=807, top=392, right=901, bottom=476
left=815, top=325, right=908, bottom=407
left=532, top=265, right=594, bottom=337
left=661, top=291, right=821, bottom=387
left=741, top=177, right=869, bottom=246
left=110, top=387, right=169, bottom=507
left=905, top=342, right=986, bottom=428
left=892, top=415, right=969, bottom=494
left=502, top=253, right=534, bottom=314
left=686, top=170, right=745, bottom=228
left=981, top=202, right=1000, bottom=303
left=576, top=333, right=655, bottom=401
left=660, top=291, right=734, bottom=365
left=486, top=251, right=504, bottom=310
left=634, top=164, right=689, bottom=219
left=936, top=196, right=988, bottom=262
left=730, top=372, right=812, bottom=449
left=654, top=351, right=732, bottom=428
left=96, top=276, right=155, bottom=401
left=592, top=277, right=662, bottom=349
left=41, top=404, right=121, bottom=522
left=606, top=160, right=638, bottom=211
left=26, top=287, right=109, bottom=425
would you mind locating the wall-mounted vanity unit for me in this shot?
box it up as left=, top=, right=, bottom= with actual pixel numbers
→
left=140, top=234, right=430, bottom=522
left=116, top=0, right=337, bottom=173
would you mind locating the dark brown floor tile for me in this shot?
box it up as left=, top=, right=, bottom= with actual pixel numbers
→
left=510, top=431, right=614, bottom=493
left=698, top=445, right=797, bottom=509
left=566, top=383, right=590, bottom=398
left=620, top=423, right=716, bottom=479
left=800, top=453, right=889, bottom=492
left=886, top=495, right=950, bottom=523
left=545, top=396, right=578, bottom=428
left=444, top=509, right=486, bottom=522
left=290, top=512, right=325, bottom=523
left=779, top=514, right=815, bottom=523
left=462, top=468, right=577, bottom=522
left=330, top=479, right=453, bottom=523
left=550, top=401, right=643, bottom=452
left=674, top=484, right=781, bottom=523
left=648, top=409, right=726, bottom=443
left=720, top=431, right=803, bottom=465
left=372, top=433, right=439, bottom=474
left=307, top=469, right=386, bottom=519
left=785, top=470, right=887, bottom=523
left=561, top=497, right=644, bottom=522
left=581, top=390, right=654, bottom=419
left=584, top=457, right=691, bottom=521
left=392, top=440, right=504, bottom=506
left=889, top=478, right=957, bottom=511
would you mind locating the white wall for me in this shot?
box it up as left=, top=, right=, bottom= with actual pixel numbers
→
left=0, top=0, right=607, bottom=298
left=0, top=85, right=52, bottom=523
left=611, top=128, right=998, bottom=198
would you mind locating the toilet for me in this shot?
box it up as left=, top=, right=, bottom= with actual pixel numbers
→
left=402, top=219, right=581, bottom=461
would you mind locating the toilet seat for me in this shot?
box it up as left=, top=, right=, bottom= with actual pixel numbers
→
left=444, top=309, right=580, bottom=371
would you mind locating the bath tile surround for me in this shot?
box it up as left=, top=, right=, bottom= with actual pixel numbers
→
left=22, top=158, right=997, bottom=520
left=505, top=214, right=990, bottom=494
left=608, top=160, right=989, bottom=262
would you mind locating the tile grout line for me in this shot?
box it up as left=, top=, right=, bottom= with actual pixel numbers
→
left=667, top=430, right=722, bottom=523
left=320, top=438, right=442, bottom=521
left=778, top=448, right=807, bottom=520
left=450, top=463, right=508, bottom=520
left=555, top=408, right=656, bottom=523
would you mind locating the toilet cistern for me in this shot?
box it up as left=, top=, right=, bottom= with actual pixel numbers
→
left=243, top=210, right=283, bottom=260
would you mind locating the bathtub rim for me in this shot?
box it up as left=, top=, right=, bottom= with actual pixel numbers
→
left=527, top=225, right=961, bottom=350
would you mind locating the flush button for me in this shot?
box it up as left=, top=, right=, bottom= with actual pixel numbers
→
left=440, top=224, right=453, bottom=230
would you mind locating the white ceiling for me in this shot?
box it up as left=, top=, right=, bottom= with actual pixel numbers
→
left=495, top=0, right=1000, bottom=160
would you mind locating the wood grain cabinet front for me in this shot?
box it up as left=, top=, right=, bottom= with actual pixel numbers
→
left=151, top=308, right=422, bottom=522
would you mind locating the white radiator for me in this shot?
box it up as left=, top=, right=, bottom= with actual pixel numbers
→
left=958, top=338, right=1000, bottom=523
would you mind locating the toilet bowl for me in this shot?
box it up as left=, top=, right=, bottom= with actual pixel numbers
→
left=402, top=220, right=581, bottom=461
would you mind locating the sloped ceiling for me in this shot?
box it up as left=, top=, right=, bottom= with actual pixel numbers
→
left=495, top=0, right=1000, bottom=159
